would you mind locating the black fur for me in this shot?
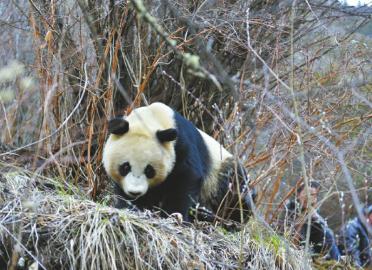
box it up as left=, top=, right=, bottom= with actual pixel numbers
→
left=108, top=117, right=129, bottom=135
left=115, top=111, right=210, bottom=221
left=208, top=159, right=256, bottom=223
left=156, top=128, right=177, bottom=143
left=113, top=109, right=256, bottom=223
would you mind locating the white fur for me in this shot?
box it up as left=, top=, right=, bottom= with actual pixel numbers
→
left=198, top=130, right=232, bottom=203
left=127, top=102, right=175, bottom=134
left=103, top=102, right=176, bottom=196
left=122, top=173, right=149, bottom=197
left=103, top=102, right=234, bottom=204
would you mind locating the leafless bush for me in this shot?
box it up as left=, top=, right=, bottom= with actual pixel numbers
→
left=0, top=0, right=371, bottom=267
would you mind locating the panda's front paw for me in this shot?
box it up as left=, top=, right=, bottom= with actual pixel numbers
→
left=170, top=212, right=183, bottom=224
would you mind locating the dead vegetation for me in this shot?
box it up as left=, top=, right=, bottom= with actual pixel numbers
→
left=0, top=0, right=371, bottom=269
left=0, top=164, right=308, bottom=270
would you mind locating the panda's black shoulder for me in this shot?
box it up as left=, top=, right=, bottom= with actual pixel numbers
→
left=171, top=110, right=210, bottom=176
left=172, top=111, right=201, bottom=141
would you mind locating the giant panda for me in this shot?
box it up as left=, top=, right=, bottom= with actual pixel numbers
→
left=103, top=102, right=256, bottom=223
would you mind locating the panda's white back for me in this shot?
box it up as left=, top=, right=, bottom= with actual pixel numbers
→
left=127, top=102, right=232, bottom=162
left=198, top=129, right=232, bottom=204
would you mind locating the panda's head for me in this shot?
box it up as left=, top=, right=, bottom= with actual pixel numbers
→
left=102, top=103, right=177, bottom=198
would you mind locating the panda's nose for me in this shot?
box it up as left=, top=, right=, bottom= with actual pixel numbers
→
left=128, top=191, right=142, bottom=198
left=123, top=174, right=148, bottom=198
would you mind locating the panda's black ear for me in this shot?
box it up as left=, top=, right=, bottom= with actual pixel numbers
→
left=108, top=117, right=129, bottom=135
left=156, top=128, right=177, bottom=143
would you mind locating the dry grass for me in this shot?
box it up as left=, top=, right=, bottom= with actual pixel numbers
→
left=0, top=164, right=307, bottom=270
left=0, top=0, right=371, bottom=268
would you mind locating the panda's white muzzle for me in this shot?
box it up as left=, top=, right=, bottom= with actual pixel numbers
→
left=121, top=173, right=149, bottom=198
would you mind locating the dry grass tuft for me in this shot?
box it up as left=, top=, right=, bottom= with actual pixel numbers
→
left=1, top=1, right=371, bottom=268
left=0, top=164, right=306, bottom=270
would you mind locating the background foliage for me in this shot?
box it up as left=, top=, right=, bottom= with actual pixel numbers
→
left=0, top=1, right=371, bottom=267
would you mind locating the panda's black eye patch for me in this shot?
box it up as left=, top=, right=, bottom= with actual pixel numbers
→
left=144, top=165, right=156, bottom=178
left=119, top=162, right=131, bottom=176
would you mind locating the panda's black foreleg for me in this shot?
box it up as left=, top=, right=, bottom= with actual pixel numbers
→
left=113, top=181, right=140, bottom=211
left=113, top=182, right=128, bottom=208
left=161, top=178, right=201, bottom=222
left=161, top=192, right=196, bottom=222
